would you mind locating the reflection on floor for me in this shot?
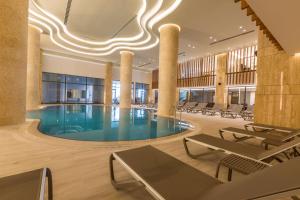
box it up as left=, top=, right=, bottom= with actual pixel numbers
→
left=0, top=113, right=289, bottom=200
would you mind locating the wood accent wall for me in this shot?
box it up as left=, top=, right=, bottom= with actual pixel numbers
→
left=226, top=45, right=257, bottom=85
left=152, top=69, right=159, bottom=89
left=177, top=56, right=216, bottom=87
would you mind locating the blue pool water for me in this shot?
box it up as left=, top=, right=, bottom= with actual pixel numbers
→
left=27, top=105, right=187, bottom=141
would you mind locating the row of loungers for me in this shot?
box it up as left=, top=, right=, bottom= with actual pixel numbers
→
left=110, top=123, right=300, bottom=200
left=177, top=101, right=254, bottom=120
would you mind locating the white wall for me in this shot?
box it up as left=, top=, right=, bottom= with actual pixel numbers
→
left=42, top=54, right=151, bottom=84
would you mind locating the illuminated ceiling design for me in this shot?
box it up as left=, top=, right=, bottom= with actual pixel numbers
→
left=29, top=0, right=182, bottom=56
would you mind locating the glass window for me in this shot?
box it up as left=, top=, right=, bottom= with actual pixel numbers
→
left=66, top=75, right=86, bottom=84
left=135, top=82, right=149, bottom=104
left=42, top=82, right=65, bottom=103
left=179, top=89, right=189, bottom=102
left=42, top=72, right=104, bottom=104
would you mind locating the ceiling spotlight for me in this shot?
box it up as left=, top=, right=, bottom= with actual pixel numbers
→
left=192, top=46, right=196, bottom=49
left=209, top=36, right=213, bottom=40
left=239, top=26, right=243, bottom=29
left=188, top=44, right=192, bottom=47
left=243, top=29, right=247, bottom=32
left=213, top=39, right=217, bottom=42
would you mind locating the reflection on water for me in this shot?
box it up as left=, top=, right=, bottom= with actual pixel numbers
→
left=27, top=105, right=185, bottom=141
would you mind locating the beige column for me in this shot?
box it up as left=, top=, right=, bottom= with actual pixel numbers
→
left=26, top=25, right=41, bottom=110
left=215, top=53, right=228, bottom=109
left=0, top=1, right=28, bottom=125
left=120, top=51, right=134, bottom=108
left=148, top=72, right=153, bottom=103
left=104, top=62, right=113, bottom=105
left=254, top=31, right=300, bottom=128
left=157, top=24, right=180, bottom=117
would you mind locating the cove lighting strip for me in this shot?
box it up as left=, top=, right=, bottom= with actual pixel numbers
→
left=29, top=0, right=182, bottom=56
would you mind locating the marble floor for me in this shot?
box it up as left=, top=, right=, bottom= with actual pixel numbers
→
left=0, top=112, right=286, bottom=200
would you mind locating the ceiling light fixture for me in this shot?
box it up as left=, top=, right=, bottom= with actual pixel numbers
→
left=29, top=0, right=182, bottom=56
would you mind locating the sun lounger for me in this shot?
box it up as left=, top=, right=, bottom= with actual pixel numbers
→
left=241, top=105, right=254, bottom=120
left=245, top=123, right=299, bottom=133
left=219, top=127, right=300, bottom=148
left=0, top=168, right=53, bottom=200
left=178, top=102, right=197, bottom=112
left=183, top=134, right=300, bottom=162
left=188, top=103, right=207, bottom=113
left=221, top=104, right=244, bottom=118
left=110, top=145, right=300, bottom=200
left=203, top=104, right=223, bottom=116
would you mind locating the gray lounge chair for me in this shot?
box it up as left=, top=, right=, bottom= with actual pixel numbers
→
left=178, top=102, right=197, bottom=112
left=110, top=145, right=300, bottom=200
left=183, top=134, right=300, bottom=163
left=219, top=127, right=300, bottom=150
left=241, top=105, right=254, bottom=120
left=245, top=123, right=299, bottom=133
left=203, top=104, right=223, bottom=116
left=221, top=104, right=244, bottom=118
left=188, top=103, right=207, bottom=113
left=0, top=168, right=53, bottom=200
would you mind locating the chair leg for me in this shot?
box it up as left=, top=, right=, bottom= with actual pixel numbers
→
left=219, top=130, right=225, bottom=139
left=228, top=168, right=233, bottom=182
left=46, top=168, right=53, bottom=200
left=109, top=154, right=119, bottom=189
left=215, top=162, right=222, bottom=179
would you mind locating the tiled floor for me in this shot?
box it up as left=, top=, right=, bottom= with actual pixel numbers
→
left=0, top=112, right=288, bottom=199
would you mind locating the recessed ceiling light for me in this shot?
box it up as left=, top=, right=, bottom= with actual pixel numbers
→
left=209, top=36, right=213, bottom=40
left=239, top=26, right=243, bottom=29
left=192, top=46, right=196, bottom=49
left=243, top=29, right=247, bottom=32
left=188, top=44, right=192, bottom=47
left=213, top=39, right=217, bottom=42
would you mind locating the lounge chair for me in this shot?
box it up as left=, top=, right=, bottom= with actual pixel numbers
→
left=245, top=123, right=299, bottom=133
left=203, top=104, right=223, bottom=116
left=221, top=104, right=244, bottom=118
left=188, top=103, right=207, bottom=113
left=183, top=134, right=300, bottom=162
left=178, top=102, right=197, bottom=112
left=219, top=127, right=300, bottom=149
left=110, top=145, right=300, bottom=200
left=0, top=168, right=53, bottom=200
left=176, top=101, right=186, bottom=110
left=241, top=105, right=254, bottom=120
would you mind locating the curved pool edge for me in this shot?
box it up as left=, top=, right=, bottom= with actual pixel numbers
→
left=25, top=115, right=201, bottom=148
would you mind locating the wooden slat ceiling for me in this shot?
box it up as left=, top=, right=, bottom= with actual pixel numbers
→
left=234, top=0, right=283, bottom=51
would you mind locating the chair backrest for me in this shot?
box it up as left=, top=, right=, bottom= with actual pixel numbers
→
left=230, top=104, right=243, bottom=112
left=259, top=137, right=300, bottom=160
left=200, top=157, right=300, bottom=200
left=247, top=105, right=254, bottom=112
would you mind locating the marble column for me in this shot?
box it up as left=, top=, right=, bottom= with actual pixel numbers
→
left=104, top=62, right=113, bottom=105
left=157, top=24, right=180, bottom=117
left=148, top=74, right=153, bottom=104
left=26, top=25, right=41, bottom=111
left=120, top=51, right=134, bottom=108
left=254, top=31, right=300, bottom=128
left=0, top=0, right=28, bottom=125
left=215, top=53, right=228, bottom=109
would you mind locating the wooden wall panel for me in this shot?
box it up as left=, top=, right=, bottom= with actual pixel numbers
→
left=226, top=45, right=257, bottom=85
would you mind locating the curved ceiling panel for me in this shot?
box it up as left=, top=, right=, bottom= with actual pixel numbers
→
left=28, top=0, right=182, bottom=56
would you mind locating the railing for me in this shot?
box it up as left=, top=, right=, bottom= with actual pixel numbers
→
left=169, top=104, right=182, bottom=130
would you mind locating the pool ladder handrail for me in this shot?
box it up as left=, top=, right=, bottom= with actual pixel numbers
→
left=169, top=104, right=182, bottom=130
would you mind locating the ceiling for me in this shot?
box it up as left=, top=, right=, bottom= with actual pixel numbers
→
left=29, top=0, right=258, bottom=70
left=246, top=0, right=300, bottom=55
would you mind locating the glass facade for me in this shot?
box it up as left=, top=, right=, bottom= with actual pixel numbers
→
left=135, top=83, right=149, bottom=104
left=42, top=72, right=104, bottom=104
left=227, top=86, right=256, bottom=106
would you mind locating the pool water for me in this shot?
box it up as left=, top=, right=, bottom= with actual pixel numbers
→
left=27, top=105, right=187, bottom=141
